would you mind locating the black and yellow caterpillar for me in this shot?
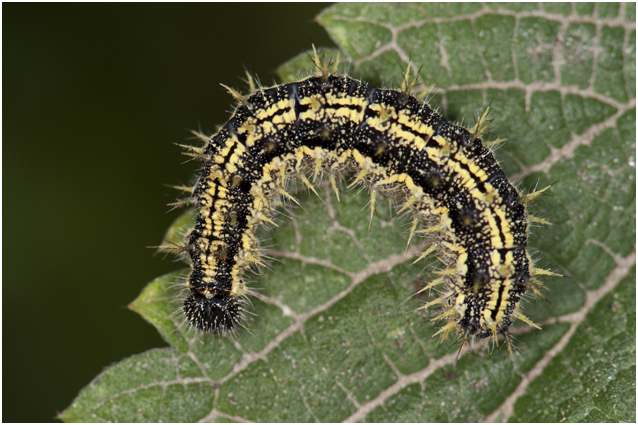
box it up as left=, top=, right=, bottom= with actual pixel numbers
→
left=170, top=49, right=557, bottom=355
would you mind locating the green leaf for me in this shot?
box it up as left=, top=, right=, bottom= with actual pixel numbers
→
left=62, top=3, right=635, bottom=422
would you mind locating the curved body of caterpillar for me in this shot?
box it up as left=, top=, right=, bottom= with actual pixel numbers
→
left=177, top=56, right=550, bottom=353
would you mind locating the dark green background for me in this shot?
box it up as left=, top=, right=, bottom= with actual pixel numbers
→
left=4, top=4, right=333, bottom=422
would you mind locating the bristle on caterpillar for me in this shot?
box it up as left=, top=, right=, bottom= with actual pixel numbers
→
left=167, top=48, right=559, bottom=357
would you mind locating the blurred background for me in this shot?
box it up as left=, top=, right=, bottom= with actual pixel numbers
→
left=4, top=4, right=334, bottom=422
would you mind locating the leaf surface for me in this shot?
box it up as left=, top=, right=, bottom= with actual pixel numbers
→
left=62, top=3, right=635, bottom=422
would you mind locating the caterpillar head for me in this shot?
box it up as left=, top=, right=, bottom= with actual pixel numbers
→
left=183, top=292, right=242, bottom=334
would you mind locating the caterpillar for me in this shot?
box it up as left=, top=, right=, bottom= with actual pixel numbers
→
left=169, top=48, right=558, bottom=356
